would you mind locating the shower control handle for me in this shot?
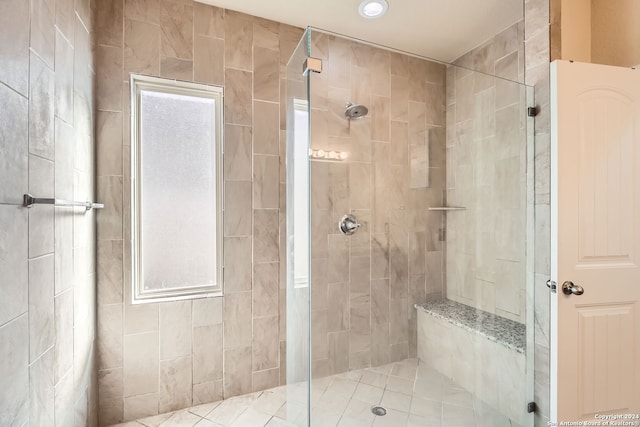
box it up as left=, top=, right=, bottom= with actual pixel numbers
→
left=339, top=214, right=361, bottom=236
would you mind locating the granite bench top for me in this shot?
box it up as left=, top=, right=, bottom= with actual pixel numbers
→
left=414, top=299, right=526, bottom=354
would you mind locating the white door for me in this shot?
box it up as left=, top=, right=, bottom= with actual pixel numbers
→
left=551, top=60, right=640, bottom=422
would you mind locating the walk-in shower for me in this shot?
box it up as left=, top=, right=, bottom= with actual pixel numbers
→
left=286, top=27, right=535, bottom=427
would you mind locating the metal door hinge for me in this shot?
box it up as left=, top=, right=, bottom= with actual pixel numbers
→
left=527, top=106, right=538, bottom=117
left=303, top=57, right=323, bottom=75
left=527, top=401, right=537, bottom=413
left=546, top=280, right=557, bottom=293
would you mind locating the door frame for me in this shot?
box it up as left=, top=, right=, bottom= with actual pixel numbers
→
left=550, top=59, right=560, bottom=423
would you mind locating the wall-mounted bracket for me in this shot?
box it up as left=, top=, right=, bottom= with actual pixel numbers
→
left=303, top=57, right=323, bottom=75
left=527, top=401, right=537, bottom=413
left=527, top=106, right=538, bottom=117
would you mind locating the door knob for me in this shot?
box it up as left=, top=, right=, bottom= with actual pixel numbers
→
left=562, top=281, right=584, bottom=296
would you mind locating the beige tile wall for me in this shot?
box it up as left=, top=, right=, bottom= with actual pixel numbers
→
left=94, top=1, right=303, bottom=424
left=0, top=0, right=98, bottom=425
left=306, top=32, right=447, bottom=378
left=445, top=21, right=529, bottom=324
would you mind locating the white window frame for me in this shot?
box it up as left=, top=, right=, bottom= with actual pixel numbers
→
left=130, top=74, right=224, bottom=304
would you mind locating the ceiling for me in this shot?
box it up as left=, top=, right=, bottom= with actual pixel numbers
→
left=197, top=0, right=523, bottom=62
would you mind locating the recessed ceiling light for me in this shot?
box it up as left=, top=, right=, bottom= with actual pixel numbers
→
left=358, top=0, right=389, bottom=19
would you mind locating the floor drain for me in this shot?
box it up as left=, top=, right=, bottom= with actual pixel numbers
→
left=371, top=406, right=387, bottom=416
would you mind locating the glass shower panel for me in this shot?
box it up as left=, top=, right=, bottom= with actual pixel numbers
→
left=285, top=27, right=311, bottom=427
left=288, top=27, right=535, bottom=427
left=440, top=64, right=535, bottom=427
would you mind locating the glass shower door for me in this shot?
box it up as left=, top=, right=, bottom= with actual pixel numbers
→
left=285, top=28, right=312, bottom=427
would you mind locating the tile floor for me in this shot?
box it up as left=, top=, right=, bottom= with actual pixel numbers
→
left=111, top=359, right=520, bottom=427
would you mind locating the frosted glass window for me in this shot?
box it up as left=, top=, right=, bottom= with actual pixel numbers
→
left=131, top=75, right=223, bottom=303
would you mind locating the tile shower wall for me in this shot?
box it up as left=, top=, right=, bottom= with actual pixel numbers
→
left=0, top=0, right=98, bottom=425
left=445, top=21, right=529, bottom=324
left=94, top=1, right=302, bottom=424
left=307, top=33, right=447, bottom=377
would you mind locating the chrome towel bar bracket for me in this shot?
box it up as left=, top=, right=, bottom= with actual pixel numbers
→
left=23, top=193, right=105, bottom=211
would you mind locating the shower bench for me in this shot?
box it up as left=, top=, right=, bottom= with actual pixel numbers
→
left=414, top=299, right=527, bottom=424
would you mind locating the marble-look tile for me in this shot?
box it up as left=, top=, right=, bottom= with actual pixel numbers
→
left=124, top=393, right=159, bottom=421
left=0, top=80, right=28, bottom=205
left=193, top=380, right=223, bottom=406
left=534, top=343, right=550, bottom=418
left=253, top=262, right=279, bottom=317
left=0, top=205, right=28, bottom=326
left=100, top=397, right=124, bottom=426
left=98, top=240, right=124, bottom=305
left=159, top=356, right=193, bottom=413
left=28, top=254, right=55, bottom=362
left=194, top=35, right=224, bottom=86
left=124, top=19, right=160, bottom=78
left=252, top=315, right=279, bottom=371
left=253, top=17, right=279, bottom=50
left=54, top=117, right=74, bottom=200
left=0, top=0, right=29, bottom=96
left=328, top=235, right=350, bottom=284
left=224, top=68, right=252, bottom=126
left=389, top=298, right=409, bottom=346
left=327, top=282, right=349, bottom=332
left=224, top=10, right=253, bottom=71
left=328, top=330, right=350, bottom=374
left=223, top=291, right=252, bottom=349
left=54, top=29, right=74, bottom=124
left=97, top=45, right=124, bottom=112
left=223, top=346, right=252, bottom=397
left=54, top=0, right=74, bottom=42
left=97, top=110, right=123, bottom=177
left=224, top=124, right=252, bottom=181
left=160, top=300, right=192, bottom=360
left=97, top=176, right=124, bottom=241
left=223, top=236, right=252, bottom=292
left=192, top=298, right=223, bottom=327
left=371, top=234, right=390, bottom=279
left=54, top=289, right=73, bottom=382
left=253, top=101, right=279, bottom=155
left=0, top=315, right=29, bottom=425
left=311, top=309, right=328, bottom=361
left=124, top=331, right=159, bottom=397
left=253, top=155, right=279, bottom=209
left=193, top=324, right=223, bottom=383
left=252, top=369, right=280, bottom=393
left=194, top=3, right=223, bottom=38
left=99, top=367, right=123, bottom=403
left=349, top=163, right=371, bottom=210
left=159, top=0, right=193, bottom=60
left=96, top=0, right=123, bottom=47
left=54, top=369, right=74, bottom=426
left=98, top=303, right=124, bottom=371
left=224, top=180, right=252, bottom=237
left=124, top=0, right=160, bottom=24
left=29, top=53, right=55, bottom=160
left=160, top=57, right=193, bottom=81
left=253, top=209, right=279, bottom=263
left=254, top=47, right=279, bottom=102
left=495, top=260, right=523, bottom=316
left=124, top=301, right=159, bottom=335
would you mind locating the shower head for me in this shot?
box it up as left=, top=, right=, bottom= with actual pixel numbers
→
left=344, top=102, right=369, bottom=120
